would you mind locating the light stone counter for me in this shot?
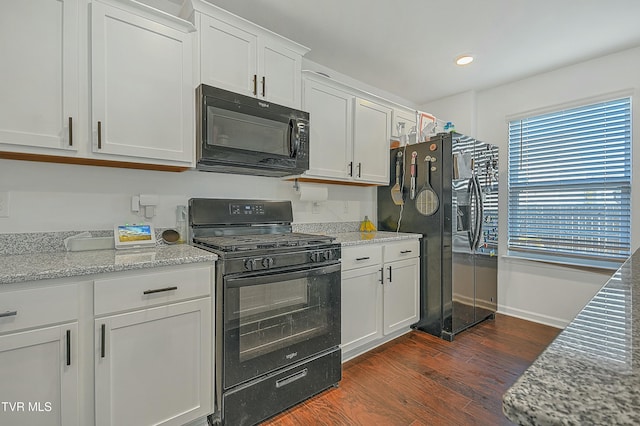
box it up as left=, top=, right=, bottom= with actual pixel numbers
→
left=329, top=231, right=421, bottom=246
left=0, top=244, right=217, bottom=285
left=502, top=249, right=640, bottom=425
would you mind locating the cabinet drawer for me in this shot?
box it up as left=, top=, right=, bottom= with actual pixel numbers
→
left=94, top=266, right=212, bottom=315
left=341, top=244, right=383, bottom=270
left=0, top=284, right=78, bottom=334
left=384, top=239, right=420, bottom=263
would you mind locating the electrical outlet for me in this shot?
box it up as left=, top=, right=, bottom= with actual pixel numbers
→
left=0, top=192, right=9, bottom=218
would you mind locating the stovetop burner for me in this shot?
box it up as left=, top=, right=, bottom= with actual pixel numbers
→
left=194, top=232, right=335, bottom=252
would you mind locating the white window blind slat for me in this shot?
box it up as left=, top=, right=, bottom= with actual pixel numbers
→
left=507, top=97, right=631, bottom=266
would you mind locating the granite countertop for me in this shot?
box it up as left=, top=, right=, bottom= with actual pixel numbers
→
left=329, top=231, right=421, bottom=246
left=0, top=244, right=217, bottom=285
left=502, top=249, right=640, bottom=425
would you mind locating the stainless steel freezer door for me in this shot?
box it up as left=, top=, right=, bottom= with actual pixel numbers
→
left=474, top=253, right=498, bottom=317
left=451, top=251, right=475, bottom=334
left=450, top=177, right=476, bottom=335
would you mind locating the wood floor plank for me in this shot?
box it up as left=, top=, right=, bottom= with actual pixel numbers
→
left=262, top=314, right=560, bottom=426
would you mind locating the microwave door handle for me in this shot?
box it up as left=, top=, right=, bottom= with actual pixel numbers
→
left=289, top=119, right=299, bottom=158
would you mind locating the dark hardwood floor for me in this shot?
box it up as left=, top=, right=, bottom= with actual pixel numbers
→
left=262, top=314, right=560, bottom=426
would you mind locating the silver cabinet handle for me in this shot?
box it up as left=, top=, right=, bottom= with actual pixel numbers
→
left=379, top=268, right=384, bottom=284
left=400, top=250, right=412, bottom=254
left=387, top=265, right=392, bottom=282
left=143, top=286, right=178, bottom=295
left=355, top=257, right=370, bottom=261
left=253, top=75, right=258, bottom=96
left=0, top=310, right=17, bottom=318
left=261, top=76, right=266, bottom=97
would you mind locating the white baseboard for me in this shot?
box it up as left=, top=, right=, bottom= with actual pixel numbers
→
left=497, top=304, right=567, bottom=329
left=341, top=327, right=413, bottom=363
left=182, top=416, right=209, bottom=426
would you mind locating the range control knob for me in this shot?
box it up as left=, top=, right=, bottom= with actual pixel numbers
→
left=262, top=257, right=275, bottom=268
left=244, top=258, right=258, bottom=271
left=310, top=251, right=323, bottom=263
left=324, top=250, right=334, bottom=261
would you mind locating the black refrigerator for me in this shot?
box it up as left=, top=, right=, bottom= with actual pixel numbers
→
left=377, top=133, right=498, bottom=341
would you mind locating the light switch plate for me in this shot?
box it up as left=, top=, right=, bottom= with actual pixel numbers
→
left=0, top=192, right=9, bottom=217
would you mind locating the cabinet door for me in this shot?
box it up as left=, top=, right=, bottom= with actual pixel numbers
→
left=0, top=323, right=78, bottom=426
left=259, top=39, right=302, bottom=108
left=95, top=298, right=212, bottom=426
left=353, top=98, right=392, bottom=184
left=392, top=108, right=417, bottom=140
left=91, top=1, right=194, bottom=164
left=341, top=265, right=383, bottom=355
left=302, top=79, right=353, bottom=180
left=0, top=0, right=78, bottom=152
left=383, top=257, right=420, bottom=335
left=199, top=14, right=257, bottom=97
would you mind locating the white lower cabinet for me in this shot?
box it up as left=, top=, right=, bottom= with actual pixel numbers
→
left=341, top=264, right=383, bottom=355
left=94, top=266, right=213, bottom=426
left=341, top=239, right=420, bottom=361
left=0, top=263, right=214, bottom=426
left=0, top=284, right=80, bottom=426
left=95, top=299, right=211, bottom=426
left=383, top=257, right=420, bottom=335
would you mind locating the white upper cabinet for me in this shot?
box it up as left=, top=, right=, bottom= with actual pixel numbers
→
left=198, top=14, right=257, bottom=97
left=91, top=0, right=195, bottom=165
left=0, top=0, right=79, bottom=153
left=259, top=39, right=304, bottom=108
left=353, top=98, right=392, bottom=184
left=0, top=0, right=196, bottom=170
left=391, top=108, right=417, bottom=142
left=183, top=0, right=308, bottom=109
left=302, top=72, right=392, bottom=185
left=303, top=78, right=354, bottom=180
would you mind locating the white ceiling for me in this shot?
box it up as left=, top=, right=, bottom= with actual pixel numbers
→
left=172, top=0, right=640, bottom=106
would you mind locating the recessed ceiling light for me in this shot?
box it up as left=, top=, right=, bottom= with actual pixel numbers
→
left=455, top=55, right=474, bottom=66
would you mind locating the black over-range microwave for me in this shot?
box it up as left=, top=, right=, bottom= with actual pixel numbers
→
left=196, top=84, right=309, bottom=177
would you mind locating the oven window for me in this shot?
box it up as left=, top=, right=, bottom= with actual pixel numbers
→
left=233, top=277, right=327, bottom=363
left=206, top=106, right=289, bottom=156
left=223, top=265, right=340, bottom=388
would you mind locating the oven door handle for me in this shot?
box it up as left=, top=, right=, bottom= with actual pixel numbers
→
left=225, top=263, right=341, bottom=289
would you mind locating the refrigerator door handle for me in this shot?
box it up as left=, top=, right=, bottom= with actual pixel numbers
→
left=472, top=175, right=484, bottom=250
left=466, top=177, right=475, bottom=250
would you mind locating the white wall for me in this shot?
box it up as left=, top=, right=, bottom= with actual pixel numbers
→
left=0, top=158, right=374, bottom=233
left=421, top=46, right=640, bottom=328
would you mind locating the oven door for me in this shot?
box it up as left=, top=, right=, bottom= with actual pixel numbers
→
left=222, top=262, right=340, bottom=390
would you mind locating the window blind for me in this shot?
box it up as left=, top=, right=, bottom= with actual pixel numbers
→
left=508, top=97, right=631, bottom=266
